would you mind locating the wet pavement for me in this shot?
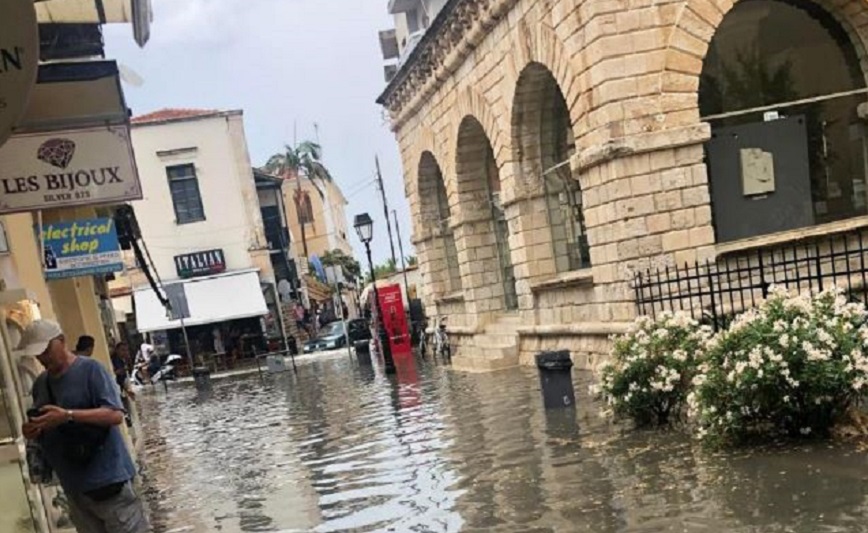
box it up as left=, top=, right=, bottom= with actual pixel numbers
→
left=136, top=351, right=868, bottom=532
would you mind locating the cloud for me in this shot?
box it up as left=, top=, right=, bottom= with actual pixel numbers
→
left=149, top=0, right=264, bottom=48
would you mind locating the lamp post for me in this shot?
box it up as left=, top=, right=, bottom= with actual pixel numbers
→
left=354, top=213, right=396, bottom=374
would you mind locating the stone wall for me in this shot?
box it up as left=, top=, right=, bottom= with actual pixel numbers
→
left=382, top=0, right=868, bottom=369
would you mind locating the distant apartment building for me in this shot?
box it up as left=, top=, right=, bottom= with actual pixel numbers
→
left=112, top=109, right=295, bottom=355
left=379, top=0, right=448, bottom=81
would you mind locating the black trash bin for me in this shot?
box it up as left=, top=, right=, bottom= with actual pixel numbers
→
left=535, top=350, right=575, bottom=409
left=192, top=367, right=211, bottom=391
left=354, top=339, right=372, bottom=365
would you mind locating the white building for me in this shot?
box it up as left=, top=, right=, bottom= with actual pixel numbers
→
left=115, top=108, right=284, bottom=358
left=379, top=0, right=448, bottom=80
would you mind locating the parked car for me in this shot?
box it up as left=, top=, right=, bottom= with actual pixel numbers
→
left=304, top=319, right=371, bottom=353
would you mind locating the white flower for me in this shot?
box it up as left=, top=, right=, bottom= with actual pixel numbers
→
left=783, top=395, right=790, bottom=403
left=653, top=328, right=669, bottom=340
left=800, top=427, right=812, bottom=436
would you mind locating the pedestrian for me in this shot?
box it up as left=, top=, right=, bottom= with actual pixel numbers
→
left=212, top=326, right=225, bottom=354
left=111, top=342, right=136, bottom=426
left=20, top=320, right=149, bottom=532
left=75, top=335, right=95, bottom=357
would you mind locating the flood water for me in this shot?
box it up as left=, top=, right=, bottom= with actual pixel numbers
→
left=137, top=352, right=868, bottom=532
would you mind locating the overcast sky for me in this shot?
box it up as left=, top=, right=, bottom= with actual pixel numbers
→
left=104, top=0, right=411, bottom=268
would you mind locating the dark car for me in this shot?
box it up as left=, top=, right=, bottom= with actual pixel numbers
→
left=304, top=319, right=371, bottom=354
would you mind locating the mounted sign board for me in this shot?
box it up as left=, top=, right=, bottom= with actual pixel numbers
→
left=0, top=0, right=39, bottom=147
left=174, top=249, right=226, bottom=279
left=0, top=125, right=142, bottom=214
left=38, top=218, right=123, bottom=280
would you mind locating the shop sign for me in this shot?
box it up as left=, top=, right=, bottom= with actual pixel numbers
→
left=174, top=249, right=226, bottom=279
left=0, top=125, right=142, bottom=214
left=0, top=0, right=39, bottom=147
left=38, top=218, right=123, bottom=280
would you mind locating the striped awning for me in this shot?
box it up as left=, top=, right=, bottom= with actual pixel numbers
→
left=35, top=0, right=152, bottom=46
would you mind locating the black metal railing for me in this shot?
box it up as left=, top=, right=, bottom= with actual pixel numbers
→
left=634, top=228, right=868, bottom=331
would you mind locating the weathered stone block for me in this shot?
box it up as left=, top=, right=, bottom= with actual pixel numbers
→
left=662, top=229, right=691, bottom=251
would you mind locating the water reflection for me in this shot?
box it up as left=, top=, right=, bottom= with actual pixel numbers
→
left=137, top=354, right=868, bottom=532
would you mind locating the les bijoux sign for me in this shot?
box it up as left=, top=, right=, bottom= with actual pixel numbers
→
left=0, top=125, right=143, bottom=214
left=0, top=0, right=39, bottom=147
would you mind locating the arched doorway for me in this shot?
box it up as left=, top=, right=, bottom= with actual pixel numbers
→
left=455, top=116, right=518, bottom=311
left=700, top=0, right=868, bottom=242
left=417, top=151, right=462, bottom=296
left=512, top=62, right=590, bottom=274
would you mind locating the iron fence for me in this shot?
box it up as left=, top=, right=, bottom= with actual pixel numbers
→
left=634, top=228, right=868, bottom=331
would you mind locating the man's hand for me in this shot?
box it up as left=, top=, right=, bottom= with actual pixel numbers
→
left=22, top=421, right=41, bottom=440
left=30, top=405, right=68, bottom=431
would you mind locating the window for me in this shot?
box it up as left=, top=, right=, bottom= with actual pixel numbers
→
left=406, top=9, right=420, bottom=33
left=699, top=0, right=866, bottom=242
left=294, top=190, right=314, bottom=225
left=167, top=164, right=205, bottom=224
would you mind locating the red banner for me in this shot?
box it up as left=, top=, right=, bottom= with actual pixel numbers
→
left=378, top=284, right=412, bottom=358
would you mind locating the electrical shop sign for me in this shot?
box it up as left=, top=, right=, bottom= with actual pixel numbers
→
left=0, top=0, right=38, bottom=147
left=39, top=218, right=123, bottom=280
left=0, top=125, right=142, bottom=214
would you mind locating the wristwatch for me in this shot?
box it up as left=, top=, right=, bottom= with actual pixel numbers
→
left=65, top=409, right=74, bottom=423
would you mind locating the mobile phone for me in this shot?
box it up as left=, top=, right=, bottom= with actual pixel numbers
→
left=26, top=407, right=42, bottom=419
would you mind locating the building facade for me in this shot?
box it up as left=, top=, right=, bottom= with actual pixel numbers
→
left=378, top=0, right=868, bottom=371
left=0, top=1, right=152, bottom=530
left=115, top=109, right=285, bottom=358
left=380, top=0, right=449, bottom=80
left=285, top=174, right=354, bottom=261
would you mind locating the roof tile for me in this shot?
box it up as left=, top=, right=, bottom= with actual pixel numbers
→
left=131, top=108, right=222, bottom=125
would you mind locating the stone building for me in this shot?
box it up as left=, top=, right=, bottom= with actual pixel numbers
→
left=378, top=0, right=868, bottom=371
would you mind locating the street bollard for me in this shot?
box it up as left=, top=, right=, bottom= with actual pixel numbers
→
left=535, top=350, right=575, bottom=409
left=192, top=367, right=211, bottom=391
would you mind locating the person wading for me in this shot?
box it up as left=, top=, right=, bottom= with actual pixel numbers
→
left=75, top=335, right=95, bottom=357
left=21, top=320, right=150, bottom=533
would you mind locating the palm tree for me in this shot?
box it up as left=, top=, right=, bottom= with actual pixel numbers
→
left=262, top=141, right=332, bottom=259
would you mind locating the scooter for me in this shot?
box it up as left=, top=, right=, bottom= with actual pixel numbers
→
left=131, top=354, right=183, bottom=387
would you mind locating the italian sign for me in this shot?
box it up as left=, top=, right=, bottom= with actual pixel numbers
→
left=0, top=0, right=38, bottom=147
left=0, top=125, right=142, bottom=214
left=174, top=249, right=226, bottom=278
left=39, top=218, right=123, bottom=280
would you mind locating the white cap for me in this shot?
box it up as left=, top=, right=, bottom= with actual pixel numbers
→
left=20, top=320, right=63, bottom=357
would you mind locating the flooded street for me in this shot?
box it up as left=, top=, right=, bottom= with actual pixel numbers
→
left=137, top=353, right=868, bottom=532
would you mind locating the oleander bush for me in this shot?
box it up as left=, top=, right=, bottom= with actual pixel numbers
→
left=598, top=311, right=711, bottom=427
left=689, top=286, right=868, bottom=446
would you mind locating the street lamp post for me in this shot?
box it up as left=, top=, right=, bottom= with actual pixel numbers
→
left=354, top=213, right=396, bottom=374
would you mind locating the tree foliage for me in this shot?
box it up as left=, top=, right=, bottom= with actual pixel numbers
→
left=320, top=249, right=361, bottom=279
left=262, top=141, right=331, bottom=199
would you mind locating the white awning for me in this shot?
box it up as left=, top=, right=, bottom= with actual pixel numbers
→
left=35, top=0, right=153, bottom=46
left=133, top=271, right=268, bottom=333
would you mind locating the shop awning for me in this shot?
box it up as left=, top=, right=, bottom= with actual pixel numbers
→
left=133, top=271, right=268, bottom=333
left=35, top=0, right=152, bottom=47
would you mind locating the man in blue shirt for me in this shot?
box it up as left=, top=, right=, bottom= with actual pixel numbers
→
left=21, top=320, right=149, bottom=533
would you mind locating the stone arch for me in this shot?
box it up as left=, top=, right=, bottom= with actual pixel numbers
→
left=407, top=123, right=450, bottom=223
left=451, top=86, right=511, bottom=176
left=505, top=18, right=588, bottom=140
left=660, top=0, right=868, bottom=103
left=454, top=115, right=519, bottom=311
left=417, top=151, right=463, bottom=296
left=510, top=61, right=591, bottom=276
left=689, top=0, right=868, bottom=242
